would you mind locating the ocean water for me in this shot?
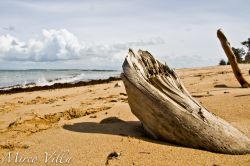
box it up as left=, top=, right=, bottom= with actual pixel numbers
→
left=0, top=69, right=121, bottom=89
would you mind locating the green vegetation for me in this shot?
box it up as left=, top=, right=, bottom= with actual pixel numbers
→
left=232, top=47, right=245, bottom=63
left=219, top=59, right=227, bottom=65
left=219, top=38, right=250, bottom=64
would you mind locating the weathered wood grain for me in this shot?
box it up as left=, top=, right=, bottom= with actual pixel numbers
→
left=121, top=49, right=250, bottom=154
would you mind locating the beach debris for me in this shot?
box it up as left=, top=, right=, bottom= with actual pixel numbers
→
left=19, top=141, right=34, bottom=149
left=121, top=49, right=250, bottom=154
left=214, top=84, right=228, bottom=88
left=234, top=94, right=250, bottom=97
left=89, top=115, right=97, bottom=118
left=105, top=151, right=121, bottom=165
left=0, top=141, right=15, bottom=150
left=217, top=29, right=250, bottom=88
left=192, top=94, right=213, bottom=98
left=0, top=141, right=31, bottom=150
left=138, top=151, right=150, bottom=154
left=110, top=99, right=118, bottom=102
left=17, top=100, right=24, bottom=104
left=120, top=92, right=127, bottom=96
left=114, top=82, right=122, bottom=88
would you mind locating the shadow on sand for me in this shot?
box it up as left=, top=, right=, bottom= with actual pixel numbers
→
left=62, top=117, right=176, bottom=147
left=214, top=84, right=241, bottom=88
left=62, top=117, right=230, bottom=154
left=234, top=94, right=250, bottom=97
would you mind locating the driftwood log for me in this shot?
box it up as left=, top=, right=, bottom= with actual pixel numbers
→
left=121, top=49, right=250, bottom=154
left=217, top=29, right=250, bottom=88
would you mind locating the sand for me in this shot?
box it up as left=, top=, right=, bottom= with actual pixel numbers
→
left=0, top=64, right=249, bottom=166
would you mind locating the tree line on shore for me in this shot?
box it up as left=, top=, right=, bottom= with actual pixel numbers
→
left=219, top=38, right=250, bottom=65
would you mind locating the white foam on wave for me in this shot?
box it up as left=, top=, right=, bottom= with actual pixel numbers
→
left=35, top=73, right=86, bottom=86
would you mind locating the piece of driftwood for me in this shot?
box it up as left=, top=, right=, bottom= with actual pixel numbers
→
left=217, top=29, right=250, bottom=88
left=121, top=49, right=250, bottom=154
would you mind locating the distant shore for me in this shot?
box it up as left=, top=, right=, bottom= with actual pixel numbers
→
left=0, top=76, right=121, bottom=94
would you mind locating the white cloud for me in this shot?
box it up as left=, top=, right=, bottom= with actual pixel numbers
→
left=0, top=29, right=164, bottom=62
left=1, top=0, right=249, bottom=69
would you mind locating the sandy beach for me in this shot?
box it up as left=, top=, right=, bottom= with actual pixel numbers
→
left=0, top=64, right=250, bottom=166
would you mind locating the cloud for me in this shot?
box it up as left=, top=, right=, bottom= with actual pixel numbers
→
left=0, top=29, right=164, bottom=62
left=2, top=26, right=15, bottom=31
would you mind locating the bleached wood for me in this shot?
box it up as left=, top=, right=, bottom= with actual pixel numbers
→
left=217, top=29, right=250, bottom=88
left=121, top=49, right=250, bottom=154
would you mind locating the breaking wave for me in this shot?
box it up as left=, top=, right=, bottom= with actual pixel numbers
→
left=35, top=73, right=86, bottom=86
left=0, top=69, right=120, bottom=91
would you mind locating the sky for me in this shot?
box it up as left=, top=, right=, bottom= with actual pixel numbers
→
left=0, top=0, right=250, bottom=70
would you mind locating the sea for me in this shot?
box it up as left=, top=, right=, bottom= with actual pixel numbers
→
left=0, top=69, right=121, bottom=90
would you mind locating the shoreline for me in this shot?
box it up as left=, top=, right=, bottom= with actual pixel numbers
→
left=1, top=64, right=249, bottom=95
left=0, top=76, right=121, bottom=95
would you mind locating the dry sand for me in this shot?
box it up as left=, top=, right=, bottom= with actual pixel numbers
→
left=0, top=64, right=249, bottom=166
